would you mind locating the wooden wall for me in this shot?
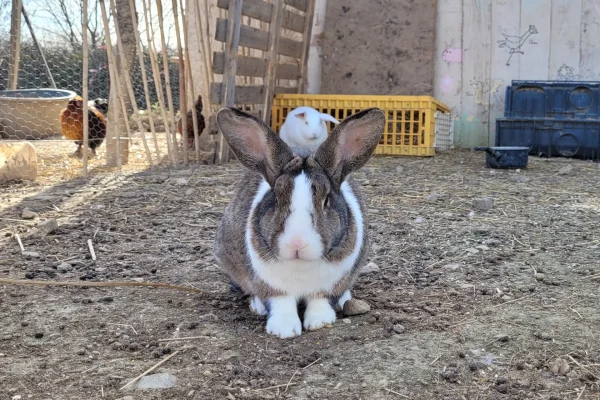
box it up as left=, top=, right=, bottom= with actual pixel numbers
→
left=434, top=0, right=600, bottom=148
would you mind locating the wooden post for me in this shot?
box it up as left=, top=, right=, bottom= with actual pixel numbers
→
left=262, top=0, right=283, bottom=123
left=218, top=0, right=243, bottom=164
left=128, top=0, right=161, bottom=162
left=181, top=0, right=201, bottom=162
left=99, top=0, right=124, bottom=170
left=8, top=0, right=22, bottom=90
left=108, top=0, right=154, bottom=167
left=141, top=0, right=176, bottom=165
left=82, top=0, right=89, bottom=175
left=172, top=0, right=189, bottom=165
left=156, top=0, right=179, bottom=163
left=298, top=0, right=316, bottom=93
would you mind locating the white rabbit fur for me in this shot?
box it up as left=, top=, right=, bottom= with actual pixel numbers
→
left=279, top=106, right=340, bottom=152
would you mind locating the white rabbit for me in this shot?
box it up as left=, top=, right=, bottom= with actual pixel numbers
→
left=279, top=106, right=340, bottom=152
left=214, top=107, right=385, bottom=338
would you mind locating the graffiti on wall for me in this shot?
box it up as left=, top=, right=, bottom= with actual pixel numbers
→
left=553, top=64, right=579, bottom=81
left=497, top=25, right=539, bottom=66
left=442, top=48, right=465, bottom=64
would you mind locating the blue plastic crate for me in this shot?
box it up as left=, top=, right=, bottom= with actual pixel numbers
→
left=496, top=118, right=600, bottom=160
left=504, top=80, right=600, bottom=119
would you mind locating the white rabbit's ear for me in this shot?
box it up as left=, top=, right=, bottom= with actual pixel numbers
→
left=320, top=113, right=340, bottom=124
left=294, top=112, right=306, bottom=120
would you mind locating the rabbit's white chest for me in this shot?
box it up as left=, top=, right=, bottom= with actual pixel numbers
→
left=246, top=179, right=363, bottom=297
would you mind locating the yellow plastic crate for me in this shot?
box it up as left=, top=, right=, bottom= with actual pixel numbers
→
left=271, top=94, right=451, bottom=156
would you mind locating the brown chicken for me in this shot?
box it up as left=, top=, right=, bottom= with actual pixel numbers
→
left=177, top=94, right=206, bottom=149
left=59, top=95, right=108, bottom=157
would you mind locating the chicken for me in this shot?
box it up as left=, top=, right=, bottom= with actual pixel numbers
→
left=177, top=94, right=206, bottom=149
left=59, top=95, right=108, bottom=158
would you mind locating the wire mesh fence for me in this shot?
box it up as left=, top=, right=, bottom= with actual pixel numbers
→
left=0, top=0, right=217, bottom=178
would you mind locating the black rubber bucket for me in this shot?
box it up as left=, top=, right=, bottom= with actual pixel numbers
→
left=474, top=146, right=529, bottom=169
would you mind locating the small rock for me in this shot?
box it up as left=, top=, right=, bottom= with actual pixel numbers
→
left=509, top=175, right=530, bottom=183
left=342, top=299, right=370, bottom=316
left=475, top=245, right=490, bottom=251
left=21, top=251, right=40, bottom=258
left=392, top=324, right=406, bottom=334
left=172, top=177, right=189, bottom=186
left=187, top=390, right=195, bottom=398
left=20, top=321, right=29, bottom=327
left=100, top=296, right=114, bottom=303
left=558, top=165, right=573, bottom=175
left=342, top=318, right=351, bottom=325
left=77, top=349, right=86, bottom=355
left=496, top=334, right=510, bottom=343
left=465, top=247, right=480, bottom=254
left=12, top=395, right=22, bottom=400
left=534, top=331, right=553, bottom=341
left=21, top=208, right=37, bottom=219
left=425, top=193, right=441, bottom=201
left=534, top=273, right=546, bottom=281
left=25, top=219, right=58, bottom=238
left=549, top=358, right=570, bottom=375
left=496, top=383, right=509, bottom=394
left=34, top=332, right=43, bottom=339
left=132, top=278, right=144, bottom=283
left=473, top=197, right=494, bottom=212
left=469, top=361, right=486, bottom=371
left=128, top=343, right=140, bottom=352
left=395, top=166, right=405, bottom=173
left=57, top=262, right=72, bottom=272
left=133, top=372, right=177, bottom=390
left=360, top=261, right=380, bottom=275
left=414, top=216, right=426, bottom=224
left=444, top=263, right=461, bottom=270
left=203, top=370, right=212, bottom=376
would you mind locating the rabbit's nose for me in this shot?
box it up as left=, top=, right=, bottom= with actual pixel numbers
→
left=285, top=237, right=308, bottom=251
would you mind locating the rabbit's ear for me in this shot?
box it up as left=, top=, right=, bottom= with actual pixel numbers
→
left=314, top=108, right=385, bottom=184
left=320, top=113, right=340, bottom=124
left=217, top=107, right=294, bottom=186
left=294, top=112, right=306, bottom=120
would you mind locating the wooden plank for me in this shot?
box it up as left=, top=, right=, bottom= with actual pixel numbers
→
left=210, top=82, right=296, bottom=104
left=216, top=0, right=305, bottom=33
left=488, top=0, right=521, bottom=143
left=580, top=0, right=600, bottom=80
left=297, top=0, right=315, bottom=92
left=518, top=0, right=551, bottom=80
left=262, top=0, right=283, bottom=122
left=433, top=0, right=462, bottom=145
left=212, top=52, right=299, bottom=79
left=459, top=0, right=492, bottom=147
left=284, top=0, right=307, bottom=12
left=549, top=0, right=582, bottom=80
left=8, top=0, right=22, bottom=90
left=215, top=18, right=302, bottom=58
left=218, top=0, right=244, bottom=163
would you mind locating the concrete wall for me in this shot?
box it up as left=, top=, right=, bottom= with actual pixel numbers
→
left=321, top=0, right=437, bottom=95
left=434, top=0, right=600, bottom=148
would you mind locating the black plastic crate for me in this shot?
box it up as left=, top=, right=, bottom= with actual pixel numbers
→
left=504, top=80, right=600, bottom=120
left=496, top=118, right=600, bottom=160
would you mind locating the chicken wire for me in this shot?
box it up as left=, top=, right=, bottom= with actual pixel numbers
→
left=0, top=0, right=205, bottom=177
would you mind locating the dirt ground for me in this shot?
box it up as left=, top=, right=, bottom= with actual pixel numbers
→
left=1, top=147, right=599, bottom=399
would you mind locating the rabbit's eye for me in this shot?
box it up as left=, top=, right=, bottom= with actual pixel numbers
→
left=323, top=195, right=330, bottom=209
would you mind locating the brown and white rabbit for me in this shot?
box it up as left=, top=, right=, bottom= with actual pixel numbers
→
left=214, top=107, right=385, bottom=338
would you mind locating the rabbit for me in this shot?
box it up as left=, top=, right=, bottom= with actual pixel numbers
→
left=279, top=106, right=341, bottom=152
left=214, top=106, right=385, bottom=338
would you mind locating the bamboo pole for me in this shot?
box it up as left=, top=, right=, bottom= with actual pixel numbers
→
left=81, top=0, right=89, bottom=175
left=99, top=0, right=124, bottom=170
left=21, top=5, right=55, bottom=89
left=180, top=0, right=201, bottom=162
left=141, top=0, right=176, bottom=165
left=127, top=0, right=161, bottom=162
left=172, top=0, right=188, bottom=164
left=108, top=0, right=154, bottom=167
left=194, top=0, right=217, bottom=160
left=155, top=0, right=179, bottom=162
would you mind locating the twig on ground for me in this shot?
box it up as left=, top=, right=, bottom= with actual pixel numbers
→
left=88, top=239, right=97, bottom=261
left=15, top=234, right=24, bottom=252
left=158, top=336, right=210, bottom=342
left=253, top=383, right=298, bottom=391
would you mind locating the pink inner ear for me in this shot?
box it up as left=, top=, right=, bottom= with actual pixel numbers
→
left=294, top=112, right=306, bottom=120
left=341, top=121, right=369, bottom=159
left=233, top=117, right=268, bottom=158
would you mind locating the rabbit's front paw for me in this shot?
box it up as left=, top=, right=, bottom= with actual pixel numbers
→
left=250, top=296, right=267, bottom=316
left=266, top=296, right=301, bottom=338
left=266, top=313, right=302, bottom=338
left=303, top=298, right=336, bottom=330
